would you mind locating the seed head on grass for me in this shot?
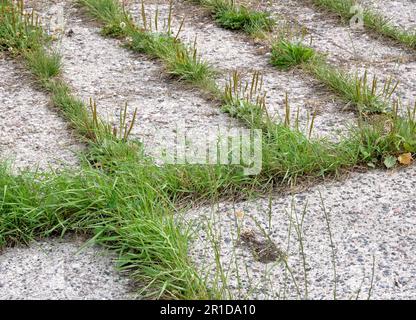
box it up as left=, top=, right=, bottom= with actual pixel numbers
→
left=79, top=0, right=217, bottom=93
left=77, top=0, right=134, bottom=37
left=313, top=0, right=416, bottom=50
left=353, top=102, right=416, bottom=167
left=168, top=51, right=214, bottom=84
left=304, top=57, right=394, bottom=114
left=0, top=1, right=44, bottom=53
left=271, top=40, right=315, bottom=70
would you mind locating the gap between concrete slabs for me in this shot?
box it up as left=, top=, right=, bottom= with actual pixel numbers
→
left=265, top=0, right=416, bottom=107
left=0, top=0, right=242, bottom=300
left=128, top=0, right=357, bottom=140
left=0, top=2, right=132, bottom=299
left=6, top=0, right=414, bottom=300
left=47, top=1, right=245, bottom=159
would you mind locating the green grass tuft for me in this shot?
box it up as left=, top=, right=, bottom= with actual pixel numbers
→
left=78, top=0, right=220, bottom=90
left=214, top=5, right=274, bottom=34
left=24, top=48, right=61, bottom=80
left=270, top=39, right=393, bottom=114
left=194, top=0, right=275, bottom=35
left=78, top=0, right=217, bottom=92
left=0, top=0, right=45, bottom=52
left=305, top=55, right=393, bottom=114
left=270, top=40, right=315, bottom=70
left=127, top=32, right=215, bottom=85
left=2, top=0, right=416, bottom=301
left=77, top=0, right=123, bottom=23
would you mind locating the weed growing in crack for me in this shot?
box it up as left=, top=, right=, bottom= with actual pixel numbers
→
left=221, top=71, right=268, bottom=129
left=220, top=71, right=360, bottom=184
left=193, top=0, right=275, bottom=36
left=313, top=0, right=416, bottom=49
left=78, top=0, right=217, bottom=92
left=353, top=101, right=416, bottom=168
left=270, top=38, right=397, bottom=114
left=127, top=31, right=214, bottom=85
left=214, top=4, right=274, bottom=35
left=24, top=47, right=61, bottom=81
left=77, top=0, right=132, bottom=37
left=47, top=81, right=103, bottom=141
left=305, top=56, right=398, bottom=114
left=0, top=0, right=44, bottom=52
left=270, top=40, right=315, bottom=70
left=1, top=0, right=416, bottom=300
left=220, top=69, right=416, bottom=180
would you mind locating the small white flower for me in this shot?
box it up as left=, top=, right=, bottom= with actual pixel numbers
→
left=119, top=22, right=126, bottom=29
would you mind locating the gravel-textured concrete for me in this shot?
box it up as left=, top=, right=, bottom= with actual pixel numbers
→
left=0, top=236, right=134, bottom=300
left=2, top=0, right=415, bottom=300
left=128, top=0, right=356, bottom=140
left=186, top=165, right=416, bottom=299
left=45, top=0, right=243, bottom=160
left=0, top=55, right=82, bottom=172
left=360, top=0, right=416, bottom=31
left=263, top=0, right=416, bottom=108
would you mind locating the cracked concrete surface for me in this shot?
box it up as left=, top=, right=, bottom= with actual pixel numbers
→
left=1, top=0, right=416, bottom=300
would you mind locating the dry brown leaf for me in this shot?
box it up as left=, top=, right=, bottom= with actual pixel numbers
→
left=398, top=153, right=413, bottom=165
left=235, top=210, right=245, bottom=219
